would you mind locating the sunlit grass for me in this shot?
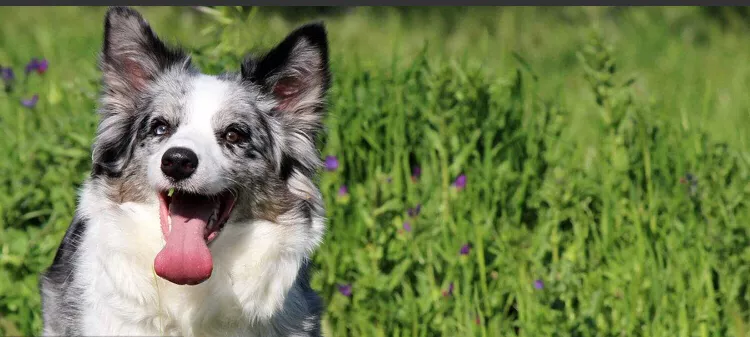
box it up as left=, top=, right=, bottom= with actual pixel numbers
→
left=1, top=6, right=750, bottom=336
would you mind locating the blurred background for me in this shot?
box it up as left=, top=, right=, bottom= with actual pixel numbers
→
left=2, top=6, right=750, bottom=336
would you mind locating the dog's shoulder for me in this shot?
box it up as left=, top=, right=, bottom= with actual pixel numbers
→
left=39, top=211, right=88, bottom=335
left=44, top=212, right=88, bottom=278
left=292, top=259, right=325, bottom=337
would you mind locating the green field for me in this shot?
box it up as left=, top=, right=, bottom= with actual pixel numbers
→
left=2, top=6, right=750, bottom=336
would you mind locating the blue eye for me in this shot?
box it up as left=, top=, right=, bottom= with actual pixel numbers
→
left=156, top=125, right=168, bottom=135
left=153, top=121, right=170, bottom=136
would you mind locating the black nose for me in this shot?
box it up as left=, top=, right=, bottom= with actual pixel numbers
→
left=161, top=147, right=198, bottom=181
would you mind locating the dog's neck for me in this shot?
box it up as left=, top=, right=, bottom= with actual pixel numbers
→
left=74, top=173, right=326, bottom=335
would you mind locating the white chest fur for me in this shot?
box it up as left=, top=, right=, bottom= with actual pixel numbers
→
left=73, top=196, right=319, bottom=337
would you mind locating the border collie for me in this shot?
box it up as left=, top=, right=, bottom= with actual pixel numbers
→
left=39, top=6, right=330, bottom=336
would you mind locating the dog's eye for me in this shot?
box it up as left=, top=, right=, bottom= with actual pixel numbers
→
left=224, top=130, right=243, bottom=144
left=153, top=121, right=170, bottom=136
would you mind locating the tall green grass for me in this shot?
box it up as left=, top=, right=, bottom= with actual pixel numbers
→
left=1, top=6, right=750, bottom=336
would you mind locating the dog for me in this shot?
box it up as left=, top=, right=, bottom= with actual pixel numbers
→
left=39, top=6, right=330, bottom=336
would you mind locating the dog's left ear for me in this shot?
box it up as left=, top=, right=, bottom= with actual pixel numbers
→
left=242, top=22, right=330, bottom=127
left=242, top=22, right=330, bottom=176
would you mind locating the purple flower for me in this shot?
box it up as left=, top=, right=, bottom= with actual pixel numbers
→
left=337, top=283, right=352, bottom=297
left=386, top=176, right=392, bottom=183
left=1, top=67, right=14, bottom=92
left=453, top=174, right=467, bottom=190
left=459, top=243, right=471, bottom=255
left=24, top=58, right=48, bottom=75
left=411, top=166, right=421, bottom=182
left=21, top=94, right=39, bottom=108
left=403, top=221, right=412, bottom=232
left=534, top=279, right=544, bottom=290
left=1, top=67, right=14, bottom=82
left=36, top=59, right=48, bottom=74
left=324, top=155, right=339, bottom=171
left=407, top=204, right=421, bottom=217
left=442, top=282, right=454, bottom=297
left=337, top=185, right=348, bottom=197
left=25, top=58, right=39, bottom=75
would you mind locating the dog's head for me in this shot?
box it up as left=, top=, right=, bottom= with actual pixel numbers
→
left=90, top=7, right=330, bottom=285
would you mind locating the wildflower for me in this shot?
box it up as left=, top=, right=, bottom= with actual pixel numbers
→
left=1, top=67, right=14, bottom=82
left=453, top=174, right=467, bottom=190
left=533, top=279, right=544, bottom=290
left=337, top=185, right=348, bottom=197
left=407, top=203, right=421, bottom=217
left=411, top=166, right=421, bottom=182
left=25, top=58, right=38, bottom=75
left=324, top=155, right=339, bottom=171
left=403, top=221, right=412, bottom=232
left=475, top=315, right=481, bottom=325
left=337, top=283, right=352, bottom=297
left=490, top=271, right=499, bottom=280
left=459, top=243, right=471, bottom=255
left=25, top=58, right=48, bottom=75
left=21, top=94, right=39, bottom=108
left=1, top=67, right=14, bottom=92
left=386, top=176, right=392, bottom=183
left=442, top=282, right=454, bottom=297
left=36, top=59, right=48, bottom=74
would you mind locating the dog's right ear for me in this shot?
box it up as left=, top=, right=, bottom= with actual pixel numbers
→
left=92, top=7, right=190, bottom=177
left=99, top=6, right=190, bottom=104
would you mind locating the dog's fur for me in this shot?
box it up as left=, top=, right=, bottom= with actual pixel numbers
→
left=39, top=7, right=330, bottom=336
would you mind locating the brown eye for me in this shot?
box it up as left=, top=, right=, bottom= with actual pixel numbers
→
left=224, top=130, right=242, bottom=143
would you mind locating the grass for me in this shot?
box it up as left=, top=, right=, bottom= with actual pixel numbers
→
left=2, top=6, right=750, bottom=336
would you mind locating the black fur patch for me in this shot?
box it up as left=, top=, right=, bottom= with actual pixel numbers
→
left=45, top=213, right=87, bottom=277
left=91, top=102, right=152, bottom=178
left=295, top=259, right=324, bottom=336
left=280, top=153, right=307, bottom=181
left=39, top=213, right=88, bottom=335
left=242, top=22, right=330, bottom=93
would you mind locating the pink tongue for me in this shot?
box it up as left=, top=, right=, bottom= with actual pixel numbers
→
left=154, top=193, right=214, bottom=285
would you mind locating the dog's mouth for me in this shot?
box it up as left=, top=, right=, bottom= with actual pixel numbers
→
left=153, top=188, right=236, bottom=286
